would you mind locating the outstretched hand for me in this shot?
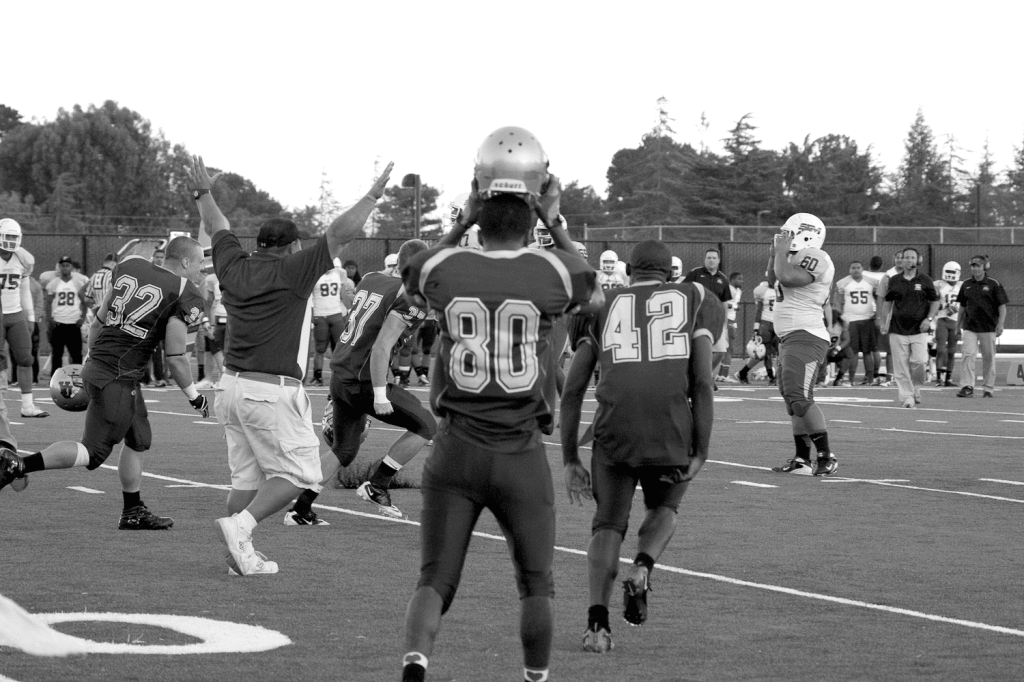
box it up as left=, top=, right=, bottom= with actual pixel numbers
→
left=367, top=162, right=395, bottom=201
left=184, top=155, right=222, bottom=191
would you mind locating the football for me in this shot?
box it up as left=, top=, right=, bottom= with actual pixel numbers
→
left=49, top=364, right=90, bottom=412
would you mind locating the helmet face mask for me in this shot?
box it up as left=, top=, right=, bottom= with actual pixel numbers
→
left=780, top=213, right=826, bottom=252
left=442, top=193, right=470, bottom=234
left=600, top=250, right=617, bottom=272
left=533, top=222, right=554, bottom=248
left=474, top=127, right=549, bottom=204
left=942, top=261, right=961, bottom=283
left=671, top=256, right=682, bottom=280
left=0, top=218, right=23, bottom=252
left=49, top=364, right=90, bottom=412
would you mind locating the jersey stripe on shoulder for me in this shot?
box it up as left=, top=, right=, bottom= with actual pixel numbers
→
left=528, top=249, right=574, bottom=304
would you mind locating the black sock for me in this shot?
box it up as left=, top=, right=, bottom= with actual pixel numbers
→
left=414, top=367, right=429, bottom=378
left=313, top=368, right=322, bottom=380
left=370, top=461, right=399, bottom=488
left=809, top=431, right=831, bottom=458
left=766, top=365, right=775, bottom=380
left=197, top=364, right=205, bottom=381
left=402, top=664, right=426, bottom=682
left=22, top=452, right=44, bottom=474
left=794, top=435, right=812, bottom=460
left=292, top=489, right=319, bottom=515
left=588, top=605, right=610, bottom=631
left=123, top=490, right=142, bottom=510
left=634, top=552, right=655, bottom=574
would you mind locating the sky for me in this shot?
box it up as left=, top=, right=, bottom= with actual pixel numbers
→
left=5, top=1, right=1023, bottom=218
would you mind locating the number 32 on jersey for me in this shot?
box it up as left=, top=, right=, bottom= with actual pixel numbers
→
left=603, top=291, right=690, bottom=363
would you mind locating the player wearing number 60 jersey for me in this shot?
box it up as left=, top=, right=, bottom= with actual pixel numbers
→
left=562, top=240, right=722, bottom=650
left=0, top=238, right=209, bottom=532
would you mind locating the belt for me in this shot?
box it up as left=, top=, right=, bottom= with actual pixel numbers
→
left=223, top=369, right=303, bottom=387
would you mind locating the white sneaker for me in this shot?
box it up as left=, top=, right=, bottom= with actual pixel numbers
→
left=20, top=405, right=49, bottom=418
left=227, top=551, right=272, bottom=576
left=215, top=515, right=278, bottom=575
left=721, top=376, right=739, bottom=384
left=195, top=379, right=214, bottom=390
left=901, top=399, right=915, bottom=408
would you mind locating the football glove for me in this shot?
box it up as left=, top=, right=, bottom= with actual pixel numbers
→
left=189, top=394, right=210, bottom=418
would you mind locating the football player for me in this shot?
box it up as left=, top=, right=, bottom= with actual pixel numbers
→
left=833, top=260, right=878, bottom=385
left=670, top=256, right=683, bottom=283
left=597, top=250, right=628, bottom=289
left=197, top=260, right=227, bottom=389
left=768, top=213, right=838, bottom=476
left=285, top=239, right=436, bottom=524
left=0, top=219, right=48, bottom=417
left=0, top=237, right=210, bottom=530
left=44, top=256, right=88, bottom=371
left=562, top=240, right=722, bottom=653
left=307, top=257, right=354, bottom=387
left=83, top=253, right=119, bottom=311
left=933, top=261, right=962, bottom=387
left=738, top=279, right=777, bottom=384
left=399, top=126, right=600, bottom=682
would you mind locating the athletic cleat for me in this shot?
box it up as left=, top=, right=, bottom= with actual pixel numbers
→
left=943, top=380, right=954, bottom=387
left=901, top=399, right=915, bottom=408
left=622, top=564, right=650, bottom=626
left=983, top=390, right=994, bottom=398
left=216, top=515, right=278, bottom=575
left=913, top=393, right=922, bottom=404
left=737, top=368, right=750, bottom=384
left=812, top=455, right=838, bottom=476
left=0, top=447, right=27, bottom=492
left=308, top=376, right=324, bottom=387
left=118, top=503, right=174, bottom=530
left=228, top=551, right=270, bottom=576
left=771, top=457, right=813, bottom=475
left=20, top=405, right=49, bottom=418
left=283, top=509, right=330, bottom=526
left=195, top=379, right=214, bottom=390
left=357, top=481, right=403, bottom=518
left=956, top=386, right=974, bottom=398
left=582, top=626, right=614, bottom=653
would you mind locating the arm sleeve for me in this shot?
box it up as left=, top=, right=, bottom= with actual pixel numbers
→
left=281, top=235, right=333, bottom=296
left=211, top=231, right=248, bottom=290
left=995, top=283, right=1010, bottom=306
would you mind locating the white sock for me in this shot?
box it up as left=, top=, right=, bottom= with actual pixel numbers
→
left=236, top=509, right=257, bottom=531
left=21, top=393, right=32, bottom=409
left=524, top=668, right=549, bottom=682
left=74, top=443, right=90, bottom=468
left=403, top=652, right=428, bottom=669
left=383, top=455, right=403, bottom=472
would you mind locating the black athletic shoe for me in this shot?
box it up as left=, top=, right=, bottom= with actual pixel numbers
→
left=0, top=447, right=26, bottom=492
left=622, top=564, right=650, bottom=626
left=956, top=386, right=974, bottom=398
left=737, top=368, right=750, bottom=384
left=118, top=503, right=174, bottom=530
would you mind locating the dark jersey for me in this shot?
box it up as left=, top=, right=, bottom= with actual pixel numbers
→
left=82, top=256, right=205, bottom=386
left=885, top=272, right=939, bottom=336
left=683, top=266, right=732, bottom=304
left=585, top=281, right=724, bottom=467
left=404, top=246, right=597, bottom=452
left=956, top=276, right=1009, bottom=333
left=330, top=272, right=427, bottom=383
left=213, top=231, right=333, bottom=380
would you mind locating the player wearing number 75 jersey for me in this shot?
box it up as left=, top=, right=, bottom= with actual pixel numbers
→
left=561, top=240, right=723, bottom=652
left=0, top=237, right=209, bottom=532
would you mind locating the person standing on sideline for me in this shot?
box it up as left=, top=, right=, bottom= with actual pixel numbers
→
left=956, top=255, right=1008, bottom=398
left=683, top=249, right=733, bottom=384
left=873, top=249, right=904, bottom=386
left=716, top=271, right=743, bottom=382
left=197, top=264, right=226, bottom=389
left=933, top=261, right=962, bottom=387
left=307, top=258, right=352, bottom=387
left=767, top=214, right=838, bottom=477
left=398, top=127, right=600, bottom=682
left=879, top=247, right=939, bottom=408
left=0, top=219, right=47, bottom=417
left=187, top=155, right=392, bottom=576
left=44, top=256, right=88, bottom=371
left=833, top=261, right=878, bottom=385
left=561, top=240, right=722, bottom=653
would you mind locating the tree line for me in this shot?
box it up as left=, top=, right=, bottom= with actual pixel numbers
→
left=2, top=100, right=1024, bottom=240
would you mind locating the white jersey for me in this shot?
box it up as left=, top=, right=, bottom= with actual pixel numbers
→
left=753, top=282, right=776, bottom=323
left=312, top=268, right=348, bottom=317
left=85, top=266, right=114, bottom=310
left=934, top=280, right=962, bottom=322
left=204, top=273, right=227, bottom=322
left=774, top=247, right=835, bottom=342
left=863, top=271, right=883, bottom=286
left=597, top=270, right=628, bottom=290
left=835, top=275, right=876, bottom=321
left=727, top=284, right=742, bottom=321
left=45, top=276, right=85, bottom=324
left=0, top=248, right=34, bottom=315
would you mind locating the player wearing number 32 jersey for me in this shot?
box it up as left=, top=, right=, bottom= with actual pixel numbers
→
left=0, top=238, right=209, bottom=532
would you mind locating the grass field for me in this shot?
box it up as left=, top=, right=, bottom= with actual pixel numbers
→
left=2, top=367, right=1024, bottom=681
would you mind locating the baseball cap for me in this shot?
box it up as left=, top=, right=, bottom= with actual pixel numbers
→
left=969, top=255, right=988, bottom=267
left=58, top=255, right=73, bottom=265
left=384, top=253, right=399, bottom=268
left=629, top=240, right=672, bottom=276
left=256, top=219, right=310, bottom=249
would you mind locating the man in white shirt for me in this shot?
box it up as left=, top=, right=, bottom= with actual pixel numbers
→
left=833, top=261, right=878, bottom=384
left=716, top=272, right=744, bottom=382
left=44, top=256, right=88, bottom=371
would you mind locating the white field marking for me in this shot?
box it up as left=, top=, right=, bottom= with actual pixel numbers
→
left=143, top=400, right=160, bottom=403
left=873, top=427, right=1023, bottom=440
left=855, top=480, right=1024, bottom=504
left=714, top=397, right=744, bottom=402
left=822, top=479, right=911, bottom=483
left=732, top=481, right=777, bottom=488
left=9, top=421, right=23, bottom=425
left=738, top=396, right=1024, bottom=417
left=114, top=466, right=1024, bottom=641
left=192, top=421, right=219, bottom=425
left=148, top=409, right=198, bottom=417
left=980, top=479, right=1024, bottom=486
left=67, top=486, right=104, bottom=494
left=736, top=420, right=790, bottom=425
left=1000, top=420, right=1024, bottom=423
left=831, top=419, right=862, bottom=423
left=706, top=460, right=772, bottom=471
left=916, top=420, right=948, bottom=423
left=98, top=464, right=232, bottom=490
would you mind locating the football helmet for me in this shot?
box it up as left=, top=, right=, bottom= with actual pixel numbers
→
left=534, top=221, right=554, bottom=248
left=459, top=225, right=482, bottom=250
left=600, top=250, right=618, bottom=272
left=474, top=126, right=549, bottom=203
left=50, top=364, right=89, bottom=412
left=746, top=336, right=766, bottom=360
left=671, top=256, right=682, bottom=280
left=321, top=399, right=335, bottom=447
left=780, top=213, right=826, bottom=252
left=441, top=192, right=471, bottom=233
left=572, top=241, right=588, bottom=260
left=384, top=253, right=399, bottom=270
left=0, top=218, right=22, bottom=252
left=942, top=261, right=961, bottom=283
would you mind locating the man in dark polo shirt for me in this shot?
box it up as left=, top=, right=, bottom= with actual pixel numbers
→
left=956, top=255, right=1008, bottom=398
left=186, top=154, right=392, bottom=576
left=683, top=248, right=732, bottom=380
left=880, top=247, right=939, bottom=408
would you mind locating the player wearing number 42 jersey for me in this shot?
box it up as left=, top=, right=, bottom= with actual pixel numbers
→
left=562, top=240, right=723, bottom=653
left=0, top=238, right=210, bottom=531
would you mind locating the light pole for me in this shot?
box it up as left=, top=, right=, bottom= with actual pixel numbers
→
left=402, top=173, right=421, bottom=238
left=756, top=209, right=771, bottom=227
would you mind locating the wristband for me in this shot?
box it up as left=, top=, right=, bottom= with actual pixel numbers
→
left=183, top=384, right=200, bottom=401
left=373, top=386, right=388, bottom=403
left=192, top=189, right=210, bottom=201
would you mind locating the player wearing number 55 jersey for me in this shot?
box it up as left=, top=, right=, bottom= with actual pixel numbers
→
left=0, top=238, right=210, bottom=532
left=561, top=240, right=722, bottom=652
left=769, top=213, right=838, bottom=476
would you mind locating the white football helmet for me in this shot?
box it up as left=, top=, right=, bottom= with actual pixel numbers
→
left=474, top=127, right=549, bottom=203
left=0, top=218, right=22, bottom=252
left=441, top=192, right=471, bottom=233
left=459, top=225, right=482, bottom=250
left=600, top=250, right=617, bottom=272
left=780, top=213, right=826, bottom=252
left=671, top=256, right=683, bottom=280
left=942, top=261, right=961, bottom=283
left=572, top=241, right=588, bottom=260
left=384, top=253, right=399, bottom=271
left=746, top=337, right=766, bottom=360
left=533, top=221, right=554, bottom=248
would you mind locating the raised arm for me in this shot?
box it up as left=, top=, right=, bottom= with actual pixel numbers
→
left=325, top=162, right=393, bottom=259
left=185, top=156, right=228, bottom=237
